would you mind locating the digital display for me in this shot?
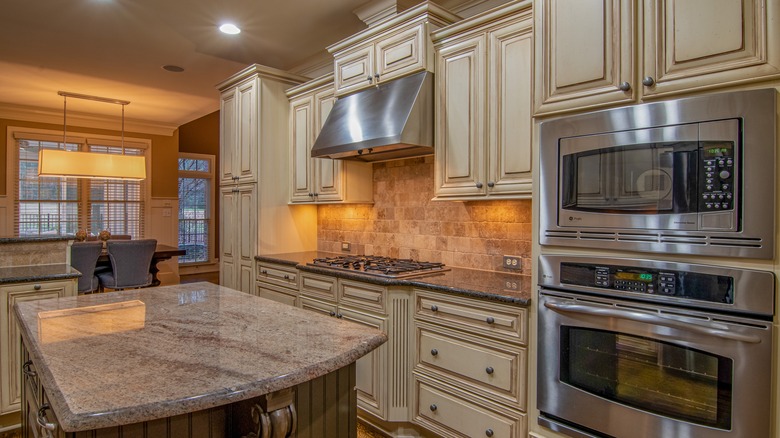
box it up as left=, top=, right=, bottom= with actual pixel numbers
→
left=615, top=271, right=654, bottom=282
left=703, top=143, right=733, bottom=158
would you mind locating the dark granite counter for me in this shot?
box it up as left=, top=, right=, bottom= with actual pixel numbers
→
left=0, top=263, right=81, bottom=284
left=256, top=252, right=532, bottom=306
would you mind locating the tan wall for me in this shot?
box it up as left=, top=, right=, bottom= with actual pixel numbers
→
left=1, top=117, right=179, bottom=198
left=318, top=156, right=532, bottom=272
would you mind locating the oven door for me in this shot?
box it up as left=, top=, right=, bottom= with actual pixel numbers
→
left=537, top=289, right=772, bottom=438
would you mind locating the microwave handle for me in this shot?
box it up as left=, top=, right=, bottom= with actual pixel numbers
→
left=543, top=300, right=762, bottom=344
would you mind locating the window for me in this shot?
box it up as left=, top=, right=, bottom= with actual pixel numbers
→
left=178, top=154, right=214, bottom=264
left=11, top=129, right=149, bottom=238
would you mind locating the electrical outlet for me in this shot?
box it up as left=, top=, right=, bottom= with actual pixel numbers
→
left=504, top=280, right=519, bottom=291
left=503, top=255, right=522, bottom=271
left=341, top=242, right=351, bottom=252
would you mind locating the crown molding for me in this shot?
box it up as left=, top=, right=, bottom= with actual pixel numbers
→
left=0, top=102, right=177, bottom=136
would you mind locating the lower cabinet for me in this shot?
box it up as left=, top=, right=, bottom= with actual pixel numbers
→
left=1, top=279, right=76, bottom=423
left=412, top=288, right=528, bottom=437
left=220, top=184, right=256, bottom=293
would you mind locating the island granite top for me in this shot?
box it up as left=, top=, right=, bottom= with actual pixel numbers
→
left=14, top=282, right=387, bottom=432
left=0, top=263, right=80, bottom=284
left=256, top=252, right=532, bottom=305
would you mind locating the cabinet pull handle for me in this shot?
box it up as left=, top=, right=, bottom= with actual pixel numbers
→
left=430, top=305, right=438, bottom=312
left=486, top=316, right=495, bottom=324
left=475, top=182, right=483, bottom=189
left=486, top=366, right=494, bottom=375
left=308, top=193, right=314, bottom=197
left=430, top=348, right=438, bottom=356
left=367, top=75, right=373, bottom=84
left=487, top=181, right=495, bottom=188
left=642, top=76, right=656, bottom=87
left=22, top=360, right=36, bottom=377
left=34, top=284, right=42, bottom=290
left=336, top=313, right=343, bottom=319
left=618, top=81, right=631, bottom=91
left=283, top=275, right=290, bottom=280
left=37, top=404, right=57, bottom=431
left=485, top=429, right=494, bottom=437
left=429, top=404, right=437, bottom=412
left=261, top=269, right=268, bottom=275
left=329, top=311, right=336, bottom=317
left=313, top=193, right=319, bottom=197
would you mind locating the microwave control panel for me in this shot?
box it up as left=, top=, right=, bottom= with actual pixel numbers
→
left=559, top=262, right=734, bottom=305
left=699, top=142, right=735, bottom=211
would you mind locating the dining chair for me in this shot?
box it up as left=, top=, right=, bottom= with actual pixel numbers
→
left=70, top=241, right=104, bottom=294
left=97, top=239, right=157, bottom=291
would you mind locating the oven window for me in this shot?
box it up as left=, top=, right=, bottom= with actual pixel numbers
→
left=560, top=327, right=732, bottom=430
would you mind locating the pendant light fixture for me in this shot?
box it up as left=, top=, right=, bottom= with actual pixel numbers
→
left=37, top=91, right=146, bottom=181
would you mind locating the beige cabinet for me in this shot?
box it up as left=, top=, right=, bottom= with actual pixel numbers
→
left=534, top=0, right=780, bottom=116
left=287, top=76, right=373, bottom=204
left=412, top=288, right=528, bottom=437
left=328, top=2, right=460, bottom=97
left=1, top=279, right=75, bottom=419
left=432, top=2, right=534, bottom=200
left=217, top=65, right=318, bottom=292
left=256, top=261, right=299, bottom=306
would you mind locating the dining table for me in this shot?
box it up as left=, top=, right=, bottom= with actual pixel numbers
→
left=97, top=243, right=186, bottom=287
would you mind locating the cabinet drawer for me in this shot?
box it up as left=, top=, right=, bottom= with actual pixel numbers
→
left=415, top=379, right=526, bottom=438
left=416, top=325, right=525, bottom=408
left=376, top=24, right=425, bottom=80
left=300, top=296, right=338, bottom=317
left=339, top=280, right=385, bottom=313
left=300, top=272, right=338, bottom=302
left=414, top=289, right=527, bottom=345
left=255, top=283, right=297, bottom=307
left=256, top=262, right=298, bottom=290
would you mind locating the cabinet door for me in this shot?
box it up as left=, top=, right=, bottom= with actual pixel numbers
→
left=534, top=0, right=636, bottom=115
left=334, top=44, right=375, bottom=96
left=289, top=95, right=315, bottom=203
left=339, top=307, right=387, bottom=420
left=487, top=18, right=533, bottom=196
left=236, top=79, right=258, bottom=183
left=642, top=0, right=780, bottom=98
left=1, top=281, right=74, bottom=414
left=219, top=186, right=238, bottom=290
left=219, top=88, right=237, bottom=184
left=236, top=185, right=257, bottom=294
left=434, top=34, right=487, bottom=199
left=312, top=89, right=343, bottom=202
left=375, top=24, right=426, bottom=82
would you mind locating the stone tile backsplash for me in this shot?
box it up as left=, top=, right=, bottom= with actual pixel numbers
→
left=318, top=157, right=532, bottom=272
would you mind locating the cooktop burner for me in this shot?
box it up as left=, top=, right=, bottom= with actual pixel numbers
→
left=309, top=255, right=449, bottom=278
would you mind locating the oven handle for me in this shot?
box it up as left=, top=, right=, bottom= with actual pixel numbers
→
left=543, top=301, right=762, bottom=344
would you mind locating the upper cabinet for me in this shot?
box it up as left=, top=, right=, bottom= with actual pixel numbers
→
left=534, top=0, right=780, bottom=116
left=219, top=77, right=258, bottom=185
left=432, top=1, right=534, bottom=200
left=329, top=1, right=461, bottom=97
left=287, top=75, right=373, bottom=204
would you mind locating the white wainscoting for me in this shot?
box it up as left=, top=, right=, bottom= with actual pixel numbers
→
left=148, top=197, right=180, bottom=285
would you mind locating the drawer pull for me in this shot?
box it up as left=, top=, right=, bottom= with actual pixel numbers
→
left=486, top=316, right=495, bottom=324
left=329, top=311, right=336, bottom=317
left=283, top=275, right=290, bottom=280
left=261, top=269, right=268, bottom=275
left=429, top=404, right=437, bottom=412
left=336, top=313, right=343, bottom=319
left=37, top=404, right=57, bottom=431
left=430, top=305, right=439, bottom=312
left=485, top=366, right=494, bottom=375
left=22, top=360, right=36, bottom=377
left=430, top=348, right=438, bottom=356
left=34, top=284, right=42, bottom=290
left=486, top=428, right=494, bottom=437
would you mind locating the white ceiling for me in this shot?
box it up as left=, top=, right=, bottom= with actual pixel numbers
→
left=0, top=0, right=373, bottom=128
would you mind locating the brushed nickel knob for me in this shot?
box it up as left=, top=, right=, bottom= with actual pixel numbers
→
left=642, top=76, right=656, bottom=87
left=487, top=181, right=495, bottom=188
left=476, top=182, right=484, bottom=189
left=429, top=404, right=437, bottom=412
left=486, top=366, right=494, bottom=375
left=486, top=429, right=494, bottom=437
left=34, top=284, right=41, bottom=290
left=486, top=316, right=495, bottom=324
left=618, top=81, right=631, bottom=91
left=367, top=76, right=373, bottom=84
left=430, top=305, right=439, bottom=312
left=431, top=348, right=439, bottom=356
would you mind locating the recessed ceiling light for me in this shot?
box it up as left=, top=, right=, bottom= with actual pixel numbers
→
left=219, top=23, right=241, bottom=35
left=162, top=65, right=185, bottom=73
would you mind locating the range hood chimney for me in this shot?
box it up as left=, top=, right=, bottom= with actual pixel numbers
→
left=310, top=71, right=433, bottom=162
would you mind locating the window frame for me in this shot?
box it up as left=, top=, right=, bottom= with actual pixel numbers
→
left=6, top=126, right=152, bottom=238
left=177, top=152, right=215, bottom=265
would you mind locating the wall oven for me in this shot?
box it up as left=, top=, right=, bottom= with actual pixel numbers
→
left=539, top=88, right=777, bottom=259
left=537, top=254, right=775, bottom=438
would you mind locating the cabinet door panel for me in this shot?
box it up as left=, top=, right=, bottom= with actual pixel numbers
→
left=534, top=0, right=635, bottom=115
left=334, top=45, right=374, bottom=96
left=488, top=19, right=533, bottom=195
left=434, top=34, right=486, bottom=198
left=219, top=89, right=237, bottom=183
left=219, top=187, right=237, bottom=290
left=643, top=0, right=780, bottom=97
left=313, top=89, right=343, bottom=202
left=236, top=80, right=257, bottom=182
left=376, top=25, right=425, bottom=80
left=339, top=307, right=387, bottom=419
left=290, top=96, right=314, bottom=203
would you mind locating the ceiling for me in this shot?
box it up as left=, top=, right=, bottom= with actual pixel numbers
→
left=0, top=0, right=374, bottom=128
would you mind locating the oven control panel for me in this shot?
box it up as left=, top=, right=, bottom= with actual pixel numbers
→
left=699, top=142, right=735, bottom=211
left=561, top=262, right=734, bottom=304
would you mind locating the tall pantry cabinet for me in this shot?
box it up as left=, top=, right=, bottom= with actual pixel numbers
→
left=217, top=65, right=318, bottom=293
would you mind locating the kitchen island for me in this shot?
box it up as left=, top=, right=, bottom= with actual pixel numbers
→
left=14, top=282, right=387, bottom=437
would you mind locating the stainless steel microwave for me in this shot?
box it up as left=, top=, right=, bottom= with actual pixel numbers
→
left=539, top=89, right=777, bottom=259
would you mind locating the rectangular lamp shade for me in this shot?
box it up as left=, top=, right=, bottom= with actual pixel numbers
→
left=38, top=149, right=146, bottom=180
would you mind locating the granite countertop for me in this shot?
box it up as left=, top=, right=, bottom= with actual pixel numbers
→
left=0, top=236, right=73, bottom=244
left=14, top=282, right=387, bottom=432
left=256, top=252, right=532, bottom=305
left=0, top=263, right=81, bottom=284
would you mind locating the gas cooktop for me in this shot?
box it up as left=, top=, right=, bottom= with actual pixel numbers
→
left=309, top=255, right=449, bottom=278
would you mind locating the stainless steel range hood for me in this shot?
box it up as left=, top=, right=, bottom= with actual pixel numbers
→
left=311, top=71, right=433, bottom=162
